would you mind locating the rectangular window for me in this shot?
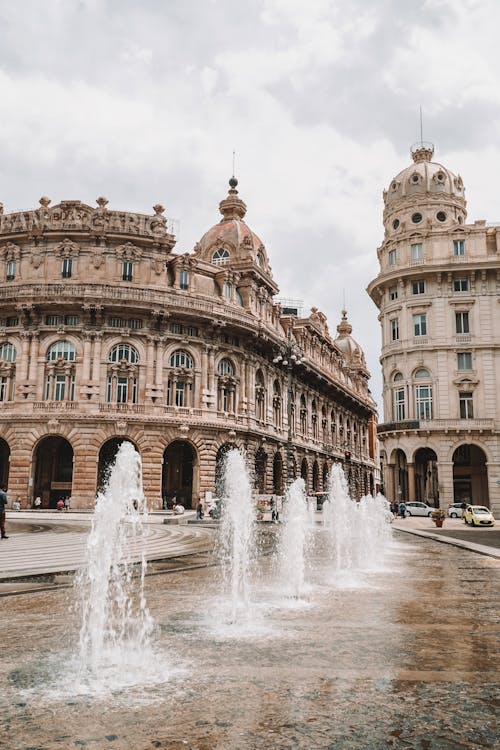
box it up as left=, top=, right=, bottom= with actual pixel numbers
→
left=128, top=318, right=143, bottom=329
left=389, top=286, right=398, bottom=301
left=453, top=239, right=465, bottom=256
left=454, top=278, right=468, bottom=292
left=412, top=280, right=425, bottom=295
left=179, top=270, right=189, bottom=290
left=0, top=376, right=7, bottom=402
left=108, top=318, right=126, bottom=328
left=61, top=257, right=73, bottom=278
left=224, top=283, right=232, bottom=302
left=106, top=376, right=112, bottom=402
left=388, top=249, right=397, bottom=265
left=69, top=374, right=75, bottom=401
left=390, top=318, right=399, bottom=341
left=175, top=381, right=186, bottom=407
left=170, top=323, right=182, bottom=334
left=459, top=391, right=474, bottom=419
left=45, top=315, right=64, bottom=326
left=45, top=375, right=50, bottom=400
left=6, top=260, right=15, bottom=281
left=411, top=243, right=423, bottom=260
left=394, top=387, right=405, bottom=421
left=65, top=316, right=80, bottom=326
left=457, top=352, right=472, bottom=370
left=455, top=312, right=470, bottom=334
left=413, top=314, right=427, bottom=336
left=122, top=261, right=133, bottom=282
left=54, top=374, right=66, bottom=401
left=117, top=377, right=128, bottom=403
left=415, top=385, right=433, bottom=420
left=6, top=317, right=19, bottom=327
left=186, top=326, right=198, bottom=337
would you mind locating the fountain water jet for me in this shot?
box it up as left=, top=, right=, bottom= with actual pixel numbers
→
left=217, top=448, right=256, bottom=624
left=76, top=441, right=154, bottom=681
left=278, top=478, right=312, bottom=598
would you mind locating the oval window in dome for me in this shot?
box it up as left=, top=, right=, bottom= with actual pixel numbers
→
left=412, top=212, right=423, bottom=224
left=436, top=172, right=445, bottom=182
left=411, top=174, right=420, bottom=184
left=436, top=211, right=446, bottom=222
left=392, top=219, right=400, bottom=230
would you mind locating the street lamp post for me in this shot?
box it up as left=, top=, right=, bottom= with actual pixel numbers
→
left=273, top=327, right=306, bottom=489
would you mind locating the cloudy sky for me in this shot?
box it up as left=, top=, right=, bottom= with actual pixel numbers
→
left=1, top=0, right=500, bottom=416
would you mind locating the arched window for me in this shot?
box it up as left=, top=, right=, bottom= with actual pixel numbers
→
left=217, top=358, right=236, bottom=412
left=212, top=248, right=230, bottom=266
left=255, top=369, right=265, bottom=421
left=109, top=343, right=139, bottom=364
left=0, top=342, right=16, bottom=402
left=0, top=342, right=16, bottom=362
left=167, top=349, right=194, bottom=407
left=272, top=380, right=281, bottom=428
left=235, top=288, right=244, bottom=306
left=300, top=394, right=307, bottom=435
left=311, top=399, right=318, bottom=439
left=47, top=340, right=76, bottom=362
left=169, top=350, right=193, bottom=369
left=393, top=372, right=406, bottom=421
left=414, top=369, right=433, bottom=420
left=45, top=341, right=77, bottom=401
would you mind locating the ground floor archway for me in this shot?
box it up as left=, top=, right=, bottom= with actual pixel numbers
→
left=97, top=438, right=136, bottom=494
left=254, top=447, right=267, bottom=494
left=34, top=436, right=74, bottom=508
left=162, top=440, right=196, bottom=508
left=273, top=452, right=284, bottom=495
left=414, top=447, right=439, bottom=507
left=0, top=438, right=10, bottom=490
left=453, top=443, right=489, bottom=507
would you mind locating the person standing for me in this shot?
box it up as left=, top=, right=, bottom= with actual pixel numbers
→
left=64, top=496, right=71, bottom=512
left=0, top=486, right=9, bottom=538
left=196, top=500, right=204, bottom=520
left=399, top=501, right=407, bottom=519
left=34, top=496, right=42, bottom=509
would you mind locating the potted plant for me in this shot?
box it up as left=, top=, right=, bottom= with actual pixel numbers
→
left=431, top=508, right=446, bottom=527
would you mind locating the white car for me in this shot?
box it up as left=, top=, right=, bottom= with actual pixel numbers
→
left=404, top=501, right=434, bottom=517
left=447, top=502, right=465, bottom=518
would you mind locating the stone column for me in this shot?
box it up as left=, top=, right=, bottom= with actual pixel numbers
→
left=91, top=334, right=102, bottom=383
left=82, top=333, right=92, bottom=382
left=28, top=334, right=39, bottom=382
left=155, top=338, right=163, bottom=389
left=407, top=462, right=416, bottom=502
left=386, top=462, right=396, bottom=503
left=18, top=333, right=30, bottom=383
left=146, top=336, right=155, bottom=389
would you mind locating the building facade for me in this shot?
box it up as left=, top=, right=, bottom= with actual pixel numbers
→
left=367, top=143, right=500, bottom=515
left=0, top=180, right=377, bottom=509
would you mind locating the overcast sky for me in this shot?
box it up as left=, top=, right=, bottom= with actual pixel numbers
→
left=1, top=0, right=500, bottom=417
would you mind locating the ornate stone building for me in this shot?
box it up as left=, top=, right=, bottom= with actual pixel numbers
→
left=0, top=179, right=377, bottom=509
left=367, top=143, right=500, bottom=515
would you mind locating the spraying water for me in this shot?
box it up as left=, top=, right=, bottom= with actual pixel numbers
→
left=323, top=463, right=392, bottom=582
left=77, top=442, right=154, bottom=680
left=279, top=478, right=312, bottom=598
left=217, top=449, right=256, bottom=623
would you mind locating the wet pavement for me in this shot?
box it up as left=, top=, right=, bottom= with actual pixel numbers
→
left=0, top=529, right=499, bottom=750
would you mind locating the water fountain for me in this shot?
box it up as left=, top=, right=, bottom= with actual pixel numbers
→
left=217, top=448, right=256, bottom=624
left=278, top=478, right=313, bottom=598
left=76, top=441, right=155, bottom=684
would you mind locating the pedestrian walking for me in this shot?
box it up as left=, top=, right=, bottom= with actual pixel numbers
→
left=64, top=496, right=71, bottom=512
left=399, top=501, right=407, bottom=519
left=0, top=486, right=9, bottom=538
left=392, top=501, right=399, bottom=518
left=34, top=496, right=41, bottom=509
left=196, top=500, right=204, bottom=520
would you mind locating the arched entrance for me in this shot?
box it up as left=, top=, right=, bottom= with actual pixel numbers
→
left=162, top=440, right=196, bottom=508
left=452, top=444, right=489, bottom=507
left=394, top=448, right=408, bottom=503
left=322, top=462, right=329, bottom=491
left=215, top=443, right=237, bottom=497
left=273, top=452, right=284, bottom=495
left=312, top=460, right=320, bottom=492
left=300, top=458, right=308, bottom=491
left=97, top=438, right=136, bottom=494
left=34, top=436, right=74, bottom=509
left=0, top=438, right=10, bottom=489
left=414, top=447, right=439, bottom=507
left=254, top=447, right=267, bottom=494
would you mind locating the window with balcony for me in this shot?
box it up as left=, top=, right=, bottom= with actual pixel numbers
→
left=455, top=312, right=470, bottom=334
left=411, top=243, right=423, bottom=260
left=389, top=286, right=398, bottom=301
left=413, top=314, right=427, bottom=336
left=453, top=239, right=465, bottom=256
left=122, top=260, right=133, bottom=281
left=394, top=386, right=406, bottom=421
left=45, top=341, right=76, bottom=401
left=0, top=342, right=16, bottom=402
left=217, top=358, right=236, bottom=412
left=457, top=352, right=472, bottom=371
left=454, top=278, right=468, bottom=292
left=223, top=282, right=232, bottom=302
left=415, top=384, right=432, bottom=419
left=106, top=343, right=139, bottom=404
left=6, top=260, right=15, bottom=281
left=388, top=249, right=397, bottom=265
left=412, top=280, right=425, bottom=295
left=179, top=270, right=189, bottom=290
left=459, top=391, right=474, bottom=419
left=390, top=318, right=399, bottom=341
left=167, top=349, right=194, bottom=407
left=61, top=257, right=73, bottom=279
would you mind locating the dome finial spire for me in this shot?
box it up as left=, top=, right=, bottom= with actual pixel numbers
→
left=411, top=105, right=434, bottom=162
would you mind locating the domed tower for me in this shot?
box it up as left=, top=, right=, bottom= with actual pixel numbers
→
left=367, top=143, right=500, bottom=517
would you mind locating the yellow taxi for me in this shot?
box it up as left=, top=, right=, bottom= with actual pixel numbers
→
left=463, top=505, right=495, bottom=527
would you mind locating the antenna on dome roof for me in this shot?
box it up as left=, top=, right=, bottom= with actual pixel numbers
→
left=411, top=107, right=434, bottom=163
left=420, top=105, right=423, bottom=144
left=232, top=148, right=236, bottom=176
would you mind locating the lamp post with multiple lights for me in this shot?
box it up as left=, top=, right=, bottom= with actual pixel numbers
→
left=273, top=324, right=306, bottom=488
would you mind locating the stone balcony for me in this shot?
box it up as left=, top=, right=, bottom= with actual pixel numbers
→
left=379, top=418, right=496, bottom=434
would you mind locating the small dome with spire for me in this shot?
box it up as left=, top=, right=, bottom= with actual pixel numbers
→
left=193, top=178, right=273, bottom=278
left=335, top=310, right=367, bottom=368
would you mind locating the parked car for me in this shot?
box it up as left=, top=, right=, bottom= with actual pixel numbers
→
left=447, top=502, right=465, bottom=518
left=405, top=501, right=434, bottom=517
left=463, top=505, right=495, bottom=527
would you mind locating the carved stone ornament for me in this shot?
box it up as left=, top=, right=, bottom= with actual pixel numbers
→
left=115, top=420, right=127, bottom=432
left=92, top=250, right=104, bottom=268
left=31, top=249, right=43, bottom=268
left=3, top=242, right=21, bottom=260
left=116, top=242, right=141, bottom=260
left=179, top=423, right=190, bottom=434
left=55, top=238, right=80, bottom=257
left=47, top=419, right=60, bottom=433
left=152, top=257, right=164, bottom=275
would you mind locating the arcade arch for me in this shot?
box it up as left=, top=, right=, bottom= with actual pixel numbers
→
left=33, top=436, right=74, bottom=508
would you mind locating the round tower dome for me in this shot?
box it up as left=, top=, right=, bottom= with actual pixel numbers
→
left=382, top=143, right=467, bottom=238
left=193, top=178, right=273, bottom=277
left=335, top=310, right=367, bottom=369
